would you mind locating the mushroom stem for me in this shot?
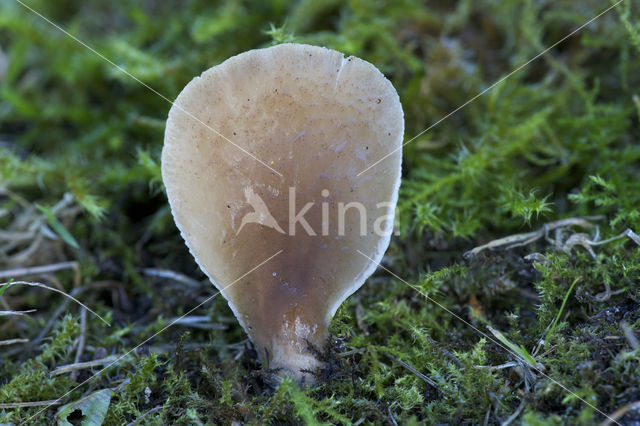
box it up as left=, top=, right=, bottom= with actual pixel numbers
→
left=263, top=329, right=326, bottom=384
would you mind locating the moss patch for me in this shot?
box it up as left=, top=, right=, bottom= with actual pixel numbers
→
left=1, top=0, right=639, bottom=424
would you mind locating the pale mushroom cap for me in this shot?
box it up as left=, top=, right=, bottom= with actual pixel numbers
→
left=162, top=43, right=403, bottom=382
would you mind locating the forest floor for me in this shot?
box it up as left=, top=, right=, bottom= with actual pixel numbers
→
left=1, top=0, right=639, bottom=424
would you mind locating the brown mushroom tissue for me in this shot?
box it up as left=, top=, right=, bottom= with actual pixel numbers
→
left=162, top=43, right=403, bottom=383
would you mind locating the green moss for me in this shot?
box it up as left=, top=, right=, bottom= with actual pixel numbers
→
left=1, top=0, right=639, bottom=424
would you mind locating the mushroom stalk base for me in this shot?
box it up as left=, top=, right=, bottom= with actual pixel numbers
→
left=257, top=326, right=328, bottom=385
left=267, top=344, right=324, bottom=385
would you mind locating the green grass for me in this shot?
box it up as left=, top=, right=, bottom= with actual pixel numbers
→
left=1, top=0, right=639, bottom=424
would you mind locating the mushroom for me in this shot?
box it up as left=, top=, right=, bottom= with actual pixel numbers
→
left=162, top=43, right=403, bottom=383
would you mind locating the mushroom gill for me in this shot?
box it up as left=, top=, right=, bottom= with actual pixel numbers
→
left=162, top=43, right=403, bottom=383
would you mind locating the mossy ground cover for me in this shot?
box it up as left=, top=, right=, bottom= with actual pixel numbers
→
left=1, top=0, right=639, bottom=424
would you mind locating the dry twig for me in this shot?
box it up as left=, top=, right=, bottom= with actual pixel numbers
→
left=465, top=216, right=639, bottom=259
left=0, top=338, right=29, bottom=346
left=71, top=308, right=88, bottom=381
left=0, top=280, right=109, bottom=326
left=0, top=261, right=79, bottom=281
left=50, top=355, right=127, bottom=377
left=0, top=399, right=63, bottom=409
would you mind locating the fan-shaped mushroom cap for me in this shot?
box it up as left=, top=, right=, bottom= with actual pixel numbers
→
left=162, top=43, right=403, bottom=383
